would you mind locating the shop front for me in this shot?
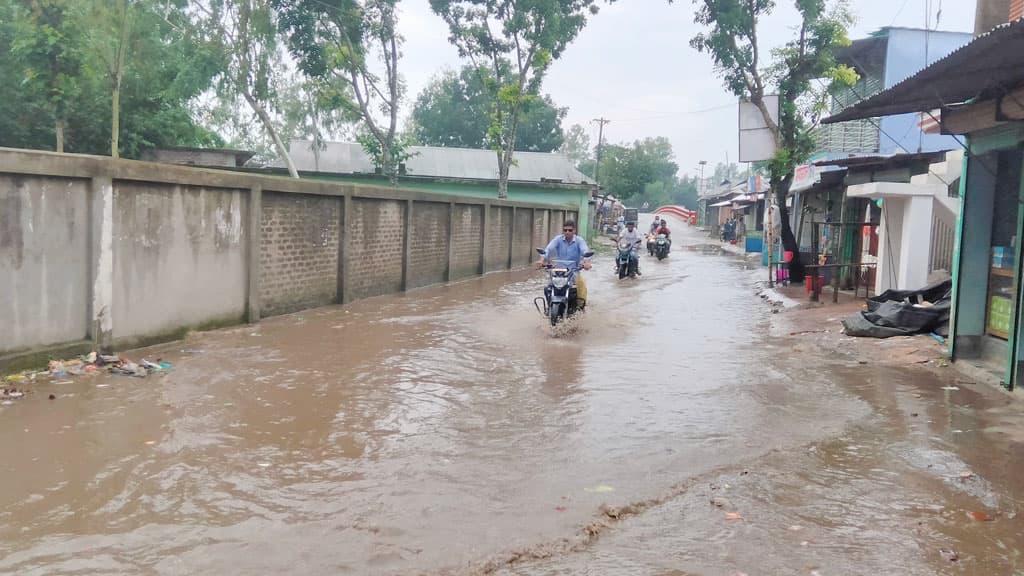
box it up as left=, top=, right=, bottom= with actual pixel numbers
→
left=950, top=137, right=1024, bottom=386
left=818, top=18, right=1024, bottom=389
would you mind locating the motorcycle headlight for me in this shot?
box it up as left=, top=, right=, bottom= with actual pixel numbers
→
left=552, top=276, right=569, bottom=288
left=619, top=242, right=630, bottom=250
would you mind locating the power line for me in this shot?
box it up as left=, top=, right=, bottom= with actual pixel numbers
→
left=612, top=102, right=735, bottom=123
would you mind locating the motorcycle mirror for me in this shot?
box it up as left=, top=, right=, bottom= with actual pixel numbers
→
left=583, top=251, right=595, bottom=258
left=535, top=248, right=545, bottom=255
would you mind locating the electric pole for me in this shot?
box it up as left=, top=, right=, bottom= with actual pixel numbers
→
left=591, top=117, right=610, bottom=186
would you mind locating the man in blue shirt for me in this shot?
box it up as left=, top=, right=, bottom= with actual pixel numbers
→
left=538, top=219, right=592, bottom=302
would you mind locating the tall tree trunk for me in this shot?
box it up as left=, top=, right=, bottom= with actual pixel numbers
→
left=243, top=91, right=299, bottom=179
left=382, top=146, right=396, bottom=186
left=55, top=118, right=64, bottom=153
left=111, top=83, right=121, bottom=158
left=773, top=175, right=805, bottom=282
left=111, top=0, right=130, bottom=158
left=497, top=150, right=511, bottom=199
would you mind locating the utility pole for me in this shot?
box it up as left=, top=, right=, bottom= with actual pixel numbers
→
left=591, top=117, right=610, bottom=186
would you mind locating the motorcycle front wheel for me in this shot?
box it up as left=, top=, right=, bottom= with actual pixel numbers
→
left=549, top=302, right=563, bottom=326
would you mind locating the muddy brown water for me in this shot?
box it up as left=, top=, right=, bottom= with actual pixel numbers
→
left=2, top=221, right=1023, bottom=575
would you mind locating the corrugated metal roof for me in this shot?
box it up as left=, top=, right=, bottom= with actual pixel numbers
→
left=814, top=150, right=949, bottom=169
left=277, top=140, right=593, bottom=186
left=823, top=18, right=1024, bottom=124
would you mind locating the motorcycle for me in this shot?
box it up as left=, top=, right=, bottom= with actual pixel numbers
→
left=534, top=248, right=595, bottom=327
left=654, top=234, right=671, bottom=260
left=616, top=240, right=639, bottom=279
left=646, top=233, right=656, bottom=256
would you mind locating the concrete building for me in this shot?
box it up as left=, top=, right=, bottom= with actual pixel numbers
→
left=788, top=27, right=972, bottom=292
left=817, top=151, right=961, bottom=294
left=141, top=146, right=255, bottom=168
left=268, top=140, right=595, bottom=237
left=822, top=16, right=1024, bottom=388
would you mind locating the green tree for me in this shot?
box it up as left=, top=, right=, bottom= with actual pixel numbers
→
left=690, top=0, right=855, bottom=280
left=188, top=0, right=300, bottom=177
left=409, top=65, right=566, bottom=153
left=7, top=0, right=88, bottom=152
left=674, top=174, right=700, bottom=209
left=274, top=0, right=407, bottom=182
left=712, top=161, right=742, bottom=185
left=1, top=0, right=221, bottom=157
left=430, top=0, right=597, bottom=198
left=560, top=123, right=591, bottom=168
left=595, top=136, right=682, bottom=208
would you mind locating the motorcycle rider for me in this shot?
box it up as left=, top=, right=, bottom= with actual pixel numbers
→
left=538, top=219, right=592, bottom=303
left=655, top=219, right=672, bottom=251
left=618, top=220, right=643, bottom=275
left=648, top=217, right=661, bottom=235
left=656, top=219, right=671, bottom=238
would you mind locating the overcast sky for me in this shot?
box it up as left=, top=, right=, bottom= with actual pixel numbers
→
left=396, top=0, right=976, bottom=177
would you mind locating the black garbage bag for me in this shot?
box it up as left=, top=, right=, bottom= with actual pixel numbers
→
left=842, top=279, right=952, bottom=338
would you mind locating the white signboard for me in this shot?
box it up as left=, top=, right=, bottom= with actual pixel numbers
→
left=738, top=96, right=780, bottom=163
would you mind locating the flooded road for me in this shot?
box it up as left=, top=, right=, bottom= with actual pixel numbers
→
left=2, top=218, right=1023, bottom=575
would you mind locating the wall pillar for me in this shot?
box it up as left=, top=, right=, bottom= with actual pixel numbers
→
left=900, top=195, right=933, bottom=290
left=951, top=152, right=997, bottom=358
left=508, top=206, right=516, bottom=269
left=246, top=184, right=262, bottom=323
left=340, top=194, right=352, bottom=304
left=402, top=199, right=413, bottom=289
left=88, top=176, right=115, bottom=351
left=480, top=203, right=490, bottom=274
left=446, top=201, right=456, bottom=281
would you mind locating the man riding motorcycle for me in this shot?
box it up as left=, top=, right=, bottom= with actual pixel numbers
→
left=537, top=219, right=592, bottom=303
left=654, top=219, right=672, bottom=255
left=655, top=219, right=671, bottom=238
left=618, top=221, right=643, bottom=276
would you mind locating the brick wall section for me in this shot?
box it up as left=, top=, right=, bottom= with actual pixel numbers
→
left=549, top=210, right=565, bottom=239
left=408, top=201, right=450, bottom=288
left=259, top=192, right=340, bottom=316
left=451, top=205, right=483, bottom=279
left=486, top=206, right=513, bottom=272
left=347, top=198, right=406, bottom=300
left=534, top=210, right=550, bottom=253
left=513, top=208, right=534, bottom=267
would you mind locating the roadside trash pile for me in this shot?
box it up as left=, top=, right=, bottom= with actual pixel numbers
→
left=1, top=352, right=173, bottom=406
left=48, top=352, right=173, bottom=379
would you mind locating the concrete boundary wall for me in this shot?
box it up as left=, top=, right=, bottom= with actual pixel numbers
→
left=0, top=148, right=576, bottom=370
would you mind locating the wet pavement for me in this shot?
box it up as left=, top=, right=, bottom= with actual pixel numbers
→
left=2, top=218, right=1024, bottom=575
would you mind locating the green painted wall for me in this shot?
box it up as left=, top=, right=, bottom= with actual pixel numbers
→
left=307, top=173, right=590, bottom=239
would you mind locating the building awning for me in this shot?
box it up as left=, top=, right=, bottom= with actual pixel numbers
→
left=709, top=199, right=734, bottom=207
left=823, top=19, right=1024, bottom=124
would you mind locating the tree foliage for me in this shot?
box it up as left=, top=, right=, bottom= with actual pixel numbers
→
left=559, top=123, right=591, bottom=167
left=430, top=0, right=597, bottom=197
left=690, top=0, right=855, bottom=280
left=410, top=65, right=566, bottom=153
left=587, top=136, right=697, bottom=209
left=0, top=0, right=221, bottom=157
left=275, top=0, right=407, bottom=182
left=187, top=0, right=301, bottom=176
